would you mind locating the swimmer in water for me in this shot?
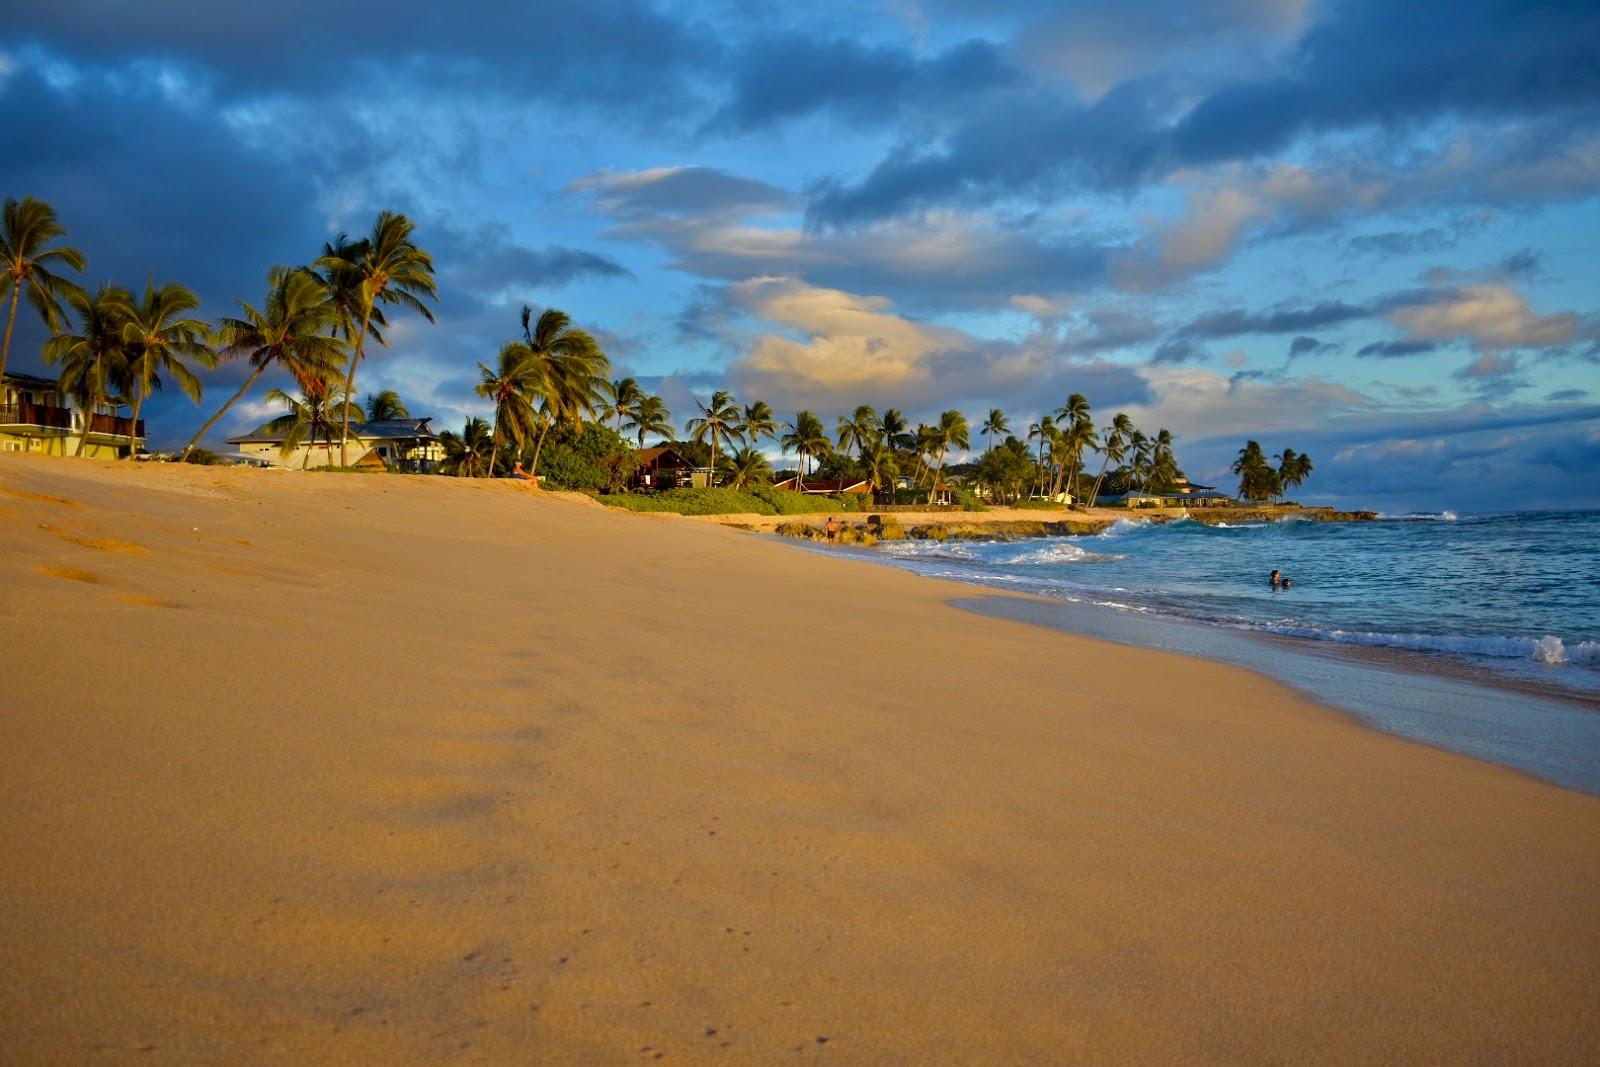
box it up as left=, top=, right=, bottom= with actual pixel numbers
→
left=1270, top=569, right=1282, bottom=587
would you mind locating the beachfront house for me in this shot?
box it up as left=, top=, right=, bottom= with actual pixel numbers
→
left=226, top=417, right=443, bottom=471
left=1101, top=482, right=1234, bottom=508
left=1, top=370, right=145, bottom=459
left=630, top=445, right=696, bottom=490
left=770, top=476, right=872, bottom=496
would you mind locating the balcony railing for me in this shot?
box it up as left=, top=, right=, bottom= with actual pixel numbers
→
left=0, top=402, right=72, bottom=429
left=0, top=403, right=143, bottom=439
left=88, top=411, right=145, bottom=439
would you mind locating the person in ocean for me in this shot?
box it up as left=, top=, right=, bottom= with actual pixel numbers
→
left=1281, top=577, right=1292, bottom=589
left=1270, top=569, right=1282, bottom=587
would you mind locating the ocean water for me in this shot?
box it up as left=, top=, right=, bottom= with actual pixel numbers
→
left=846, top=510, right=1600, bottom=793
left=874, top=510, right=1600, bottom=700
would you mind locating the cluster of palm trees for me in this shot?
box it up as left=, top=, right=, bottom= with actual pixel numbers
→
left=471, top=305, right=610, bottom=478
left=3, top=195, right=440, bottom=465
left=980, top=401, right=1180, bottom=506
left=1232, top=442, right=1314, bottom=502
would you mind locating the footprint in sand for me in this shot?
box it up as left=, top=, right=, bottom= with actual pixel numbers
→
left=36, top=565, right=105, bottom=584
left=113, top=593, right=182, bottom=609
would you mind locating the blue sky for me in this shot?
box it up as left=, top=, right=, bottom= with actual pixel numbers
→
left=4, top=0, right=1597, bottom=511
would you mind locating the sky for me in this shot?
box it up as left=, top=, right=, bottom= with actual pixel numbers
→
left=4, top=0, right=1598, bottom=512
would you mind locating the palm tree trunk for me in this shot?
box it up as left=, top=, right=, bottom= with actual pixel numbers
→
left=180, top=363, right=267, bottom=461
left=487, top=414, right=503, bottom=479
left=125, top=371, right=148, bottom=461
left=0, top=282, right=21, bottom=389
left=75, top=382, right=104, bottom=457
left=339, top=301, right=374, bottom=467
left=1089, top=452, right=1112, bottom=509
left=526, top=422, right=551, bottom=485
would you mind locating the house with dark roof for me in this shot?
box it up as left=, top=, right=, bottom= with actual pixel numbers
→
left=225, top=417, right=442, bottom=471
left=1, top=370, right=144, bottom=459
left=630, top=445, right=696, bottom=490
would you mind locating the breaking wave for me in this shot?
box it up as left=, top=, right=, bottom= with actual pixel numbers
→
left=1256, top=624, right=1598, bottom=667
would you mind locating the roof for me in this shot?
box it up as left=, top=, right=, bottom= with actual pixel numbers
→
left=773, top=477, right=870, bottom=494
left=226, top=416, right=436, bottom=445
left=635, top=445, right=693, bottom=466
left=2, top=370, right=61, bottom=390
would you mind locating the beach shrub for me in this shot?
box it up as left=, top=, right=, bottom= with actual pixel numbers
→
left=750, top=487, right=851, bottom=514
left=181, top=448, right=225, bottom=465
left=953, top=487, right=989, bottom=512
left=535, top=422, right=638, bottom=492
left=597, top=488, right=776, bottom=515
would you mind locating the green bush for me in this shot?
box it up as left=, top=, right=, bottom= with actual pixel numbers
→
left=953, top=487, right=989, bottom=512
left=596, top=488, right=776, bottom=515
left=535, top=422, right=638, bottom=492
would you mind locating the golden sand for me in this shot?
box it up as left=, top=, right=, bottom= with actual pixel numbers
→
left=1, top=452, right=1596, bottom=1063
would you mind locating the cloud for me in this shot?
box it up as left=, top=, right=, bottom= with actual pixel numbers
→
left=807, top=1, right=1600, bottom=226
left=1288, top=335, right=1338, bottom=358
left=1388, top=285, right=1578, bottom=350
left=708, top=36, right=1018, bottom=131
left=721, top=276, right=1151, bottom=415
left=1355, top=340, right=1437, bottom=358
left=569, top=167, right=797, bottom=219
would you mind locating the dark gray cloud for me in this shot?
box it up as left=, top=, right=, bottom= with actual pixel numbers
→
left=808, top=0, right=1600, bottom=225
left=1356, top=340, right=1438, bottom=358
left=1180, top=302, right=1371, bottom=340
left=1288, top=335, right=1338, bottom=359
left=12, top=2, right=714, bottom=116
left=1546, top=388, right=1587, bottom=402
left=440, top=227, right=634, bottom=293
left=708, top=36, right=1018, bottom=131
left=1346, top=228, right=1457, bottom=258
left=571, top=168, right=798, bottom=219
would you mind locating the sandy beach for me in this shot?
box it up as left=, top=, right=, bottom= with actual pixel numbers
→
left=2, top=453, right=1597, bottom=1063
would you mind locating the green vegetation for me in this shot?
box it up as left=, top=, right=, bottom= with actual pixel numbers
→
left=595, top=486, right=866, bottom=516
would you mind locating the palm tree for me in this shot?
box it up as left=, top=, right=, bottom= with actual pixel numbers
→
left=780, top=410, right=830, bottom=489
left=1088, top=412, right=1132, bottom=508
left=42, top=284, right=133, bottom=457
left=981, top=408, right=1008, bottom=453
left=599, top=376, right=643, bottom=433
left=438, top=416, right=495, bottom=478
left=911, top=422, right=939, bottom=487
left=1059, top=415, right=1098, bottom=503
left=1126, top=429, right=1151, bottom=492
left=263, top=379, right=362, bottom=469
left=517, top=305, right=610, bottom=480
left=477, top=342, right=540, bottom=478
left=861, top=439, right=900, bottom=503
left=315, top=211, right=437, bottom=466
left=686, top=389, right=742, bottom=487
left=926, top=409, right=970, bottom=504
left=626, top=393, right=673, bottom=447
left=738, top=400, right=778, bottom=448
left=1051, top=393, right=1092, bottom=499
left=719, top=446, right=772, bottom=489
left=880, top=408, right=911, bottom=451
left=0, top=196, right=87, bottom=388
left=836, top=404, right=880, bottom=461
left=1148, top=428, right=1178, bottom=492
left=365, top=389, right=409, bottom=421
left=1233, top=440, right=1278, bottom=501
left=1027, top=416, right=1054, bottom=497
left=1276, top=448, right=1313, bottom=501
left=119, top=279, right=213, bottom=459
left=181, top=268, right=346, bottom=461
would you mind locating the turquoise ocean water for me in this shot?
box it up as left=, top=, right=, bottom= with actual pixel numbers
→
left=848, top=510, right=1600, bottom=792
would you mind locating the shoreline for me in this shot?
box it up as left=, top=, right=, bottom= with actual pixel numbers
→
left=690, top=501, right=1376, bottom=539
left=3, top=453, right=1597, bottom=1061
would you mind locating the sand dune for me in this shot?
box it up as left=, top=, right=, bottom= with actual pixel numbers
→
left=1, top=453, right=1596, bottom=1063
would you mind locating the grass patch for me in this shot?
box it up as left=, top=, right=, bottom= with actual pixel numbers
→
left=595, top=487, right=871, bottom=516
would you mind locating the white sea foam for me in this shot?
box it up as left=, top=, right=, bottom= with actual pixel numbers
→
left=1379, top=510, right=1459, bottom=521
left=1259, top=623, right=1598, bottom=667
left=994, top=543, right=1121, bottom=566
left=1098, top=518, right=1147, bottom=537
